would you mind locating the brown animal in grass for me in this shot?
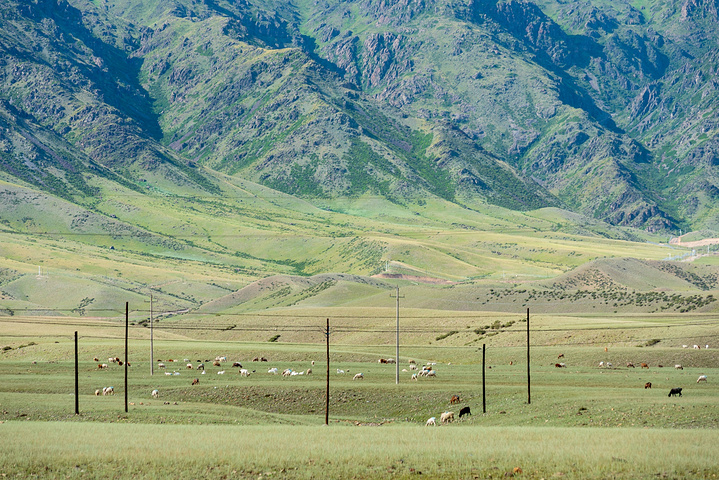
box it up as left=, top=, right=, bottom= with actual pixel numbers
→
left=191, top=378, right=199, bottom=385
left=645, top=382, right=652, bottom=389
left=450, top=395, right=461, bottom=405
left=641, top=363, right=649, bottom=369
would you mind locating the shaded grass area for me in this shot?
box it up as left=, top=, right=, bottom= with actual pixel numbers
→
left=1, top=422, right=719, bottom=479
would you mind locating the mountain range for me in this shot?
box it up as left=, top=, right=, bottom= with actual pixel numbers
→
left=1, top=0, right=718, bottom=233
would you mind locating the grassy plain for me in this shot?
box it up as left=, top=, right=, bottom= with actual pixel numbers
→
left=2, top=311, right=719, bottom=479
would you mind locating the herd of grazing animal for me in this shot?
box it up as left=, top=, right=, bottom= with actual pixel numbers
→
left=555, top=350, right=710, bottom=399
left=90, top=350, right=708, bottom=418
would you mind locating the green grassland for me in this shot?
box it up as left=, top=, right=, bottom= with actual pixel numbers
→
left=2, top=314, right=719, bottom=479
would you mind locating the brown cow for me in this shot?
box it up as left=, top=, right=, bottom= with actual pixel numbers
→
left=450, top=395, right=461, bottom=405
left=645, top=382, right=652, bottom=389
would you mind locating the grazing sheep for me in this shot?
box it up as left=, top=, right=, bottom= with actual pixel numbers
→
left=268, top=367, right=279, bottom=374
left=440, top=411, right=454, bottom=424
left=158, top=363, right=166, bottom=369
left=626, top=362, right=635, bottom=368
left=555, top=363, right=566, bottom=368
left=408, top=359, right=416, bottom=364
left=599, top=361, right=604, bottom=368
left=98, top=363, right=108, bottom=369
left=336, top=369, right=345, bottom=374
left=213, top=361, right=221, bottom=367
left=557, top=354, right=564, bottom=359
left=425, top=417, right=436, bottom=426
left=697, top=375, right=708, bottom=383
left=191, top=378, right=199, bottom=385
left=239, top=369, right=250, bottom=377
left=693, top=345, right=700, bottom=349
left=459, top=406, right=472, bottom=418
left=353, top=373, right=364, bottom=380
left=386, top=358, right=396, bottom=364
left=641, top=363, right=649, bottom=369
left=102, top=386, right=114, bottom=396
left=411, top=373, right=418, bottom=381
left=682, top=345, right=688, bottom=348
left=151, top=389, right=159, bottom=399
left=645, top=382, right=652, bottom=389
left=282, top=369, right=293, bottom=377
left=410, top=364, right=418, bottom=370
left=252, top=357, right=259, bottom=362
left=93, top=357, right=99, bottom=362
left=378, top=358, right=388, bottom=364
left=668, top=387, right=682, bottom=397
left=306, top=368, right=312, bottom=375
left=232, top=362, right=243, bottom=368
left=425, top=370, right=436, bottom=377
left=186, top=363, right=193, bottom=369
left=217, top=370, right=225, bottom=375
left=450, top=395, right=461, bottom=405
left=197, top=363, right=204, bottom=370
left=95, top=389, right=101, bottom=396
left=675, top=364, right=683, bottom=370
left=261, top=357, right=268, bottom=362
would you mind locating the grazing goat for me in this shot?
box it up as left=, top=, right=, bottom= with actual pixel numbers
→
left=675, top=364, right=683, bottom=370
left=697, top=375, right=708, bottom=383
left=555, top=363, right=566, bottom=368
left=425, top=417, right=436, bottom=426
left=232, top=362, right=243, bottom=368
left=459, top=406, right=472, bottom=418
left=378, top=358, right=388, bottom=364
left=645, top=382, right=652, bottom=389
left=151, top=389, right=159, bottom=399
left=353, top=372, right=364, bottom=380
left=641, top=363, right=649, bottom=369
left=450, top=395, right=461, bottom=405
left=98, top=363, right=108, bottom=369
left=668, top=387, right=682, bottom=397
left=557, top=354, right=564, bottom=359
left=626, top=362, right=635, bottom=368
left=191, top=378, right=199, bottom=385
left=440, top=411, right=454, bottom=424
left=261, top=357, right=268, bottom=362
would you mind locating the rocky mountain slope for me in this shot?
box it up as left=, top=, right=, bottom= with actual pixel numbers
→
left=1, top=0, right=718, bottom=232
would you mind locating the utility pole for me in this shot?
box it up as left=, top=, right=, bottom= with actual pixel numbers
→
left=125, top=302, right=129, bottom=414
left=75, top=331, right=79, bottom=415
left=482, top=343, right=486, bottom=414
left=526, top=307, right=531, bottom=405
left=390, top=286, right=404, bottom=384
left=324, top=318, right=330, bottom=426
left=145, top=294, right=154, bottom=376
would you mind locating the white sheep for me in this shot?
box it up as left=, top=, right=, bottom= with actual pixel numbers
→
left=411, top=373, right=418, bottom=381
left=353, top=372, right=364, bottom=380
left=217, top=370, right=225, bottom=375
left=675, top=364, right=683, bottom=370
left=282, top=369, right=293, bottom=377
left=158, top=363, right=166, bottom=369
left=268, top=367, right=278, bottom=374
left=440, top=411, right=454, bottom=424
left=102, top=386, right=114, bottom=396
left=425, top=417, right=436, bottom=426
left=697, top=375, right=708, bottom=383
left=239, top=369, right=250, bottom=377
left=151, top=389, right=159, bottom=398
left=336, top=369, right=345, bottom=374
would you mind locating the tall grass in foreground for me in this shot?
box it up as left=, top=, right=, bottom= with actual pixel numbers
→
left=3, top=422, right=718, bottom=479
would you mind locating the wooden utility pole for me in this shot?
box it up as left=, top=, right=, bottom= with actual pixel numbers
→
left=482, top=343, right=486, bottom=414
left=526, top=307, right=531, bottom=405
left=325, top=318, right=330, bottom=426
left=125, top=302, right=129, bottom=413
left=147, top=294, right=154, bottom=376
left=74, top=331, right=79, bottom=415
left=390, top=286, right=404, bottom=384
